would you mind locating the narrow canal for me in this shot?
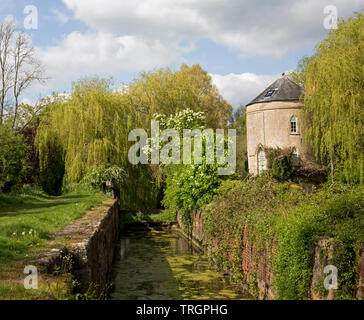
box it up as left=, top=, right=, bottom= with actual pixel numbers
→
left=110, top=223, right=251, bottom=300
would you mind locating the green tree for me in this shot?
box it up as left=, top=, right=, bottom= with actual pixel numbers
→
left=36, top=78, right=157, bottom=208
left=303, top=13, right=364, bottom=183
left=0, top=124, right=28, bottom=192
left=36, top=64, right=232, bottom=205
left=123, top=64, right=233, bottom=129
left=233, top=105, right=248, bottom=177
left=157, top=110, right=222, bottom=228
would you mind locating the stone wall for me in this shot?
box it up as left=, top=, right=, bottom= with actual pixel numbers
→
left=68, top=199, right=119, bottom=294
left=33, top=199, right=120, bottom=296
left=178, top=211, right=364, bottom=300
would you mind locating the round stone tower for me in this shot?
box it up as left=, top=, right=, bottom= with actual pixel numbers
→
left=246, top=74, right=306, bottom=175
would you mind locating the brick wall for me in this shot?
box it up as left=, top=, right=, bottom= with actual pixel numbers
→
left=178, top=211, right=363, bottom=300
left=177, top=211, right=275, bottom=299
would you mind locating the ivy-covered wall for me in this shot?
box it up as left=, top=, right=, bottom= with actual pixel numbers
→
left=177, top=176, right=364, bottom=300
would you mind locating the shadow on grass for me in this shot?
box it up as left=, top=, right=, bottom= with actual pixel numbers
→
left=0, top=201, right=81, bottom=218
left=0, top=194, right=94, bottom=218
left=57, top=195, right=91, bottom=200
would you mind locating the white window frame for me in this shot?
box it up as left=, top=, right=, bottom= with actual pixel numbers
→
left=290, top=115, right=298, bottom=134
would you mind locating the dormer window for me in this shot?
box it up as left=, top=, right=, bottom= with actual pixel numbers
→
left=290, top=116, right=298, bottom=133
left=264, top=89, right=276, bottom=98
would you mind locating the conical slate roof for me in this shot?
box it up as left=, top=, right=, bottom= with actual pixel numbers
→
left=246, top=75, right=303, bottom=106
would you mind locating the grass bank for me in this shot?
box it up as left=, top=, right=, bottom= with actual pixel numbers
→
left=0, top=187, right=108, bottom=300
left=0, top=187, right=107, bottom=266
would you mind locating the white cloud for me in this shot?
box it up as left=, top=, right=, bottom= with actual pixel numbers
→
left=62, top=0, right=363, bottom=57
left=31, top=0, right=362, bottom=97
left=211, top=72, right=281, bottom=108
left=38, top=31, right=188, bottom=85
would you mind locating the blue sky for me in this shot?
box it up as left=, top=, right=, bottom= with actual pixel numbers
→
left=1, top=0, right=363, bottom=108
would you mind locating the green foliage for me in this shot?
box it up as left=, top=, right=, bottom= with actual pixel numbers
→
left=124, top=64, right=233, bottom=129
left=35, top=77, right=156, bottom=208
left=232, top=105, right=248, bottom=178
left=0, top=125, right=29, bottom=192
left=264, top=147, right=294, bottom=181
left=81, top=165, right=126, bottom=190
left=119, top=210, right=176, bottom=231
left=36, top=64, right=232, bottom=208
left=271, top=155, right=293, bottom=181
left=39, top=137, right=65, bottom=196
left=203, top=175, right=364, bottom=299
left=149, top=210, right=176, bottom=223
left=163, top=162, right=221, bottom=228
left=303, top=13, right=364, bottom=183
left=273, top=204, right=321, bottom=299
left=154, top=108, right=206, bottom=132
left=155, top=109, right=222, bottom=229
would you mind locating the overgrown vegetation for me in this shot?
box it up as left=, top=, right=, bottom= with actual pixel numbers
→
left=203, top=175, right=363, bottom=300
left=264, top=147, right=295, bottom=181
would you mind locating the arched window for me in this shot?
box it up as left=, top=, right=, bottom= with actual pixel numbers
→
left=257, top=148, right=266, bottom=174
left=290, top=116, right=298, bottom=133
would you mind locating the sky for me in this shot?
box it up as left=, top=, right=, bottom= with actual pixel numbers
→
left=1, top=0, right=363, bottom=109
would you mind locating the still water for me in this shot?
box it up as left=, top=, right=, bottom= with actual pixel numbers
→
left=110, top=224, right=251, bottom=300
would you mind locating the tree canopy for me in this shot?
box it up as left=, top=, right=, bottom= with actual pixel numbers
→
left=303, top=13, right=364, bottom=183
left=35, top=64, right=233, bottom=207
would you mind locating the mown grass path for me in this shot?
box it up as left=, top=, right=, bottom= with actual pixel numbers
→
left=0, top=189, right=107, bottom=267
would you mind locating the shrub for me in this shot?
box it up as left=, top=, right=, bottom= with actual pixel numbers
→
left=264, top=147, right=294, bottom=181
left=271, top=154, right=293, bottom=181
left=163, top=162, right=221, bottom=229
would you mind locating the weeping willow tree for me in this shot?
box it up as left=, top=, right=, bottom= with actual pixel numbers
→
left=36, top=78, right=157, bottom=208
left=36, top=64, right=232, bottom=207
left=303, top=13, right=364, bottom=184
